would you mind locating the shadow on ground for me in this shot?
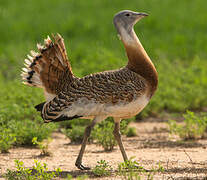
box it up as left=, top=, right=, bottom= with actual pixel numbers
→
left=50, top=170, right=94, bottom=178
left=126, top=137, right=206, bottom=149
left=163, top=167, right=207, bottom=180
left=1, top=170, right=95, bottom=179
left=138, top=139, right=205, bottom=149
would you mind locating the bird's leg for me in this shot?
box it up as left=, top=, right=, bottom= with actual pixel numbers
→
left=75, top=119, right=96, bottom=170
left=113, top=119, right=128, bottom=161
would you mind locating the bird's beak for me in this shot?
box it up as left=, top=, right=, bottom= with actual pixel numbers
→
left=133, top=12, right=148, bottom=23
left=136, top=13, right=149, bottom=16
left=135, top=12, right=148, bottom=17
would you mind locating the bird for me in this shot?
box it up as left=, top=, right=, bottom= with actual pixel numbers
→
left=21, top=10, right=158, bottom=170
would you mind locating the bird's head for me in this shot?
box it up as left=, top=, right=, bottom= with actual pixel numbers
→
left=113, top=10, right=148, bottom=35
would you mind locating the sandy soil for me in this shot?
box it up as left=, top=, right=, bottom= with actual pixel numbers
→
left=0, top=118, right=207, bottom=179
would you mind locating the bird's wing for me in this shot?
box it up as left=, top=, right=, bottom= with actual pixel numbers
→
left=40, top=68, right=147, bottom=122
left=21, top=34, right=74, bottom=100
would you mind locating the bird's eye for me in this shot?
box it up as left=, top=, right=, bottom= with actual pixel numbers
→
left=125, top=13, right=130, bottom=17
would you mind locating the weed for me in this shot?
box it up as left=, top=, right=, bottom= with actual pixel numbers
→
left=63, top=117, right=130, bottom=148
left=117, top=157, right=164, bottom=180
left=64, top=125, right=87, bottom=144
left=13, top=120, right=55, bottom=146
left=0, top=81, right=55, bottom=152
left=4, top=159, right=62, bottom=180
left=5, top=160, right=33, bottom=180
left=0, top=127, right=16, bottom=153
left=120, top=118, right=133, bottom=135
left=66, top=174, right=73, bottom=180
left=91, top=118, right=132, bottom=151
left=32, top=137, right=52, bottom=156
left=92, top=120, right=117, bottom=151
left=32, top=160, right=62, bottom=180
left=92, top=160, right=112, bottom=177
left=118, top=157, right=144, bottom=172
left=126, top=127, right=137, bottom=137
left=117, top=158, right=144, bottom=180
left=168, top=111, right=207, bottom=140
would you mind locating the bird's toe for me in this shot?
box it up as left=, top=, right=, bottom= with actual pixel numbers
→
left=75, top=163, right=90, bottom=170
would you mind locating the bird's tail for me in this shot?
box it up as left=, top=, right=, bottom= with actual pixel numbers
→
left=21, top=34, right=74, bottom=100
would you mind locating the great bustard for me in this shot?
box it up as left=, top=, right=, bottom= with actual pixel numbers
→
left=21, top=10, right=158, bottom=170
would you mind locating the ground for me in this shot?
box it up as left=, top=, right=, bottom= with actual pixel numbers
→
left=0, top=118, right=207, bottom=179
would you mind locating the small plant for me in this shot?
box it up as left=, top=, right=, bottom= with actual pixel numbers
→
left=92, top=160, right=112, bottom=177
left=66, top=174, right=73, bottom=180
left=5, top=160, right=33, bottom=180
left=4, top=159, right=62, bottom=180
left=0, top=128, right=16, bottom=153
left=64, top=125, right=87, bottom=144
left=118, top=157, right=144, bottom=172
left=117, top=157, right=164, bottom=180
left=32, top=160, right=62, bottom=180
left=117, top=157, right=144, bottom=180
left=126, top=127, right=137, bottom=137
left=13, top=120, right=55, bottom=146
left=120, top=118, right=132, bottom=135
left=32, top=137, right=52, bottom=156
left=92, top=121, right=117, bottom=151
left=168, top=111, right=207, bottom=140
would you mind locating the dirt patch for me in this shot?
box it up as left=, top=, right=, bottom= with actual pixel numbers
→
left=1, top=118, right=207, bottom=179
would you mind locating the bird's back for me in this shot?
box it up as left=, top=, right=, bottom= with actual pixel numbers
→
left=42, top=67, right=150, bottom=122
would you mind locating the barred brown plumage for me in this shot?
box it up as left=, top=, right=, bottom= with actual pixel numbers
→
left=21, top=34, right=74, bottom=99
left=21, top=10, right=158, bottom=170
left=41, top=67, right=147, bottom=121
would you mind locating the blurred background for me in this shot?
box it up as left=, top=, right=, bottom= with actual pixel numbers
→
left=1, top=0, right=207, bottom=153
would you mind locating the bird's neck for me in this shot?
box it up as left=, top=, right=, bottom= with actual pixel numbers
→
left=119, top=28, right=158, bottom=97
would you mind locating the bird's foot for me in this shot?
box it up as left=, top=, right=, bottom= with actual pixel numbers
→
left=75, top=163, right=90, bottom=170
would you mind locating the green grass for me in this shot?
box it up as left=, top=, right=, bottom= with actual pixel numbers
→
left=0, top=78, right=55, bottom=152
left=92, top=120, right=117, bottom=151
left=117, top=157, right=164, bottom=180
left=92, top=160, right=112, bottom=177
left=144, top=56, right=207, bottom=116
left=1, top=0, right=207, bottom=150
left=4, top=160, right=62, bottom=180
left=4, top=158, right=163, bottom=179
left=168, top=111, right=207, bottom=140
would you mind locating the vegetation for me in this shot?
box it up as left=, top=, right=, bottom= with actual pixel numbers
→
left=168, top=111, right=207, bottom=140
left=0, top=81, right=55, bottom=152
left=92, top=120, right=117, bottom=151
left=32, top=137, right=52, bottom=156
left=92, top=160, right=112, bottom=177
left=0, top=128, right=16, bottom=153
left=64, top=125, right=86, bottom=144
left=1, top=0, right=207, bottom=166
left=66, top=174, right=88, bottom=180
left=126, top=127, right=137, bottom=137
left=4, top=158, right=164, bottom=179
left=63, top=118, right=129, bottom=150
left=4, top=160, right=62, bottom=180
left=117, top=157, right=164, bottom=180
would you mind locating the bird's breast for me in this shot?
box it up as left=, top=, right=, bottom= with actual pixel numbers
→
left=104, top=93, right=149, bottom=118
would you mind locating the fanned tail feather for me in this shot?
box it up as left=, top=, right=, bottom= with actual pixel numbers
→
left=21, top=34, right=74, bottom=100
left=35, top=102, right=46, bottom=112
